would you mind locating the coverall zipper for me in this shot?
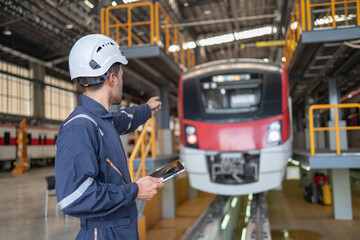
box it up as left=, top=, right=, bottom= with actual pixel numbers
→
left=106, top=157, right=125, bottom=184
left=94, top=228, right=98, bottom=240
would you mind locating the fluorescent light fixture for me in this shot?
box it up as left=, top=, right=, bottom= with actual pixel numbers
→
left=314, top=14, right=356, bottom=26
left=288, top=158, right=300, bottom=166
left=169, top=45, right=180, bottom=53
left=84, top=0, right=94, bottom=8
left=123, top=0, right=139, bottom=3
left=301, top=165, right=311, bottom=171
left=185, top=41, right=196, bottom=49
left=3, top=27, right=12, bottom=36
left=168, top=41, right=196, bottom=53
left=168, top=26, right=276, bottom=53
left=66, top=24, right=73, bottom=29
left=291, top=21, right=298, bottom=30
left=220, top=214, right=230, bottom=230
left=235, top=25, right=276, bottom=40
left=241, top=228, right=247, bottom=240
left=231, top=197, right=238, bottom=208
left=245, top=202, right=251, bottom=217
left=198, top=33, right=235, bottom=47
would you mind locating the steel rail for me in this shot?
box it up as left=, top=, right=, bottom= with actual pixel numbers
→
left=245, top=192, right=271, bottom=240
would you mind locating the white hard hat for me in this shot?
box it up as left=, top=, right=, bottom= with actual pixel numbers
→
left=69, top=34, right=128, bottom=81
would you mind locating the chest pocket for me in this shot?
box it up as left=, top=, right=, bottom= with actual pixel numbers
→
left=63, top=114, right=126, bottom=184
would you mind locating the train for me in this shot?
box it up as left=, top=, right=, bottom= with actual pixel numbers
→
left=178, top=59, right=293, bottom=195
left=0, top=123, right=58, bottom=170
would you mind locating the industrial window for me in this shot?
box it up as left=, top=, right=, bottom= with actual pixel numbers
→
left=38, top=135, right=42, bottom=145
left=27, top=133, right=32, bottom=145
left=44, top=75, right=76, bottom=121
left=0, top=61, right=32, bottom=116
left=44, top=136, right=47, bottom=145
left=4, top=132, right=10, bottom=145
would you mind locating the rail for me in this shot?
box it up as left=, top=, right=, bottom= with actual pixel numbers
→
left=181, top=196, right=240, bottom=240
left=245, top=193, right=271, bottom=240
left=101, top=2, right=195, bottom=70
left=128, top=115, right=159, bottom=181
left=284, top=0, right=360, bottom=68
left=308, top=103, right=360, bottom=156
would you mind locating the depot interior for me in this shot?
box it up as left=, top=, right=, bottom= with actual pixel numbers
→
left=0, top=0, right=360, bottom=240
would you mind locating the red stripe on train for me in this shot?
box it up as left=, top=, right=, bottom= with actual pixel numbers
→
left=0, top=138, right=56, bottom=146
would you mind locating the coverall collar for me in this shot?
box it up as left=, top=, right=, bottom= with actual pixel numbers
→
left=78, top=94, right=113, bottom=118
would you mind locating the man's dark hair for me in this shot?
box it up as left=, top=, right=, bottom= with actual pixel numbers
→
left=81, top=62, right=121, bottom=92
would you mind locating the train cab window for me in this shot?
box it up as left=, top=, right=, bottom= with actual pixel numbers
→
left=200, top=73, right=262, bottom=114
left=39, top=135, right=42, bottom=145
left=4, top=132, right=10, bottom=145
left=183, top=68, right=282, bottom=122
left=27, top=134, right=32, bottom=145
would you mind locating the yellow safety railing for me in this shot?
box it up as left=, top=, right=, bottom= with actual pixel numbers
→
left=101, top=2, right=196, bottom=70
left=309, top=103, right=360, bottom=156
left=284, top=0, right=360, bottom=68
left=128, top=115, right=158, bottom=181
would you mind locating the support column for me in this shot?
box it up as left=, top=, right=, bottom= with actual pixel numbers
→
left=160, top=85, right=176, bottom=218
left=159, top=85, right=173, bottom=155
left=328, top=77, right=352, bottom=220
left=30, top=62, right=45, bottom=119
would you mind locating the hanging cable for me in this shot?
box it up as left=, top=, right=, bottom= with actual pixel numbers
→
left=344, top=39, right=360, bottom=49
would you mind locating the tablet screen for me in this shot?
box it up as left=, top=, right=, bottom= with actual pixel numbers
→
left=149, top=160, right=185, bottom=182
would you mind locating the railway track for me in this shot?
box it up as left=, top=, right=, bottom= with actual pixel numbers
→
left=182, top=192, right=271, bottom=240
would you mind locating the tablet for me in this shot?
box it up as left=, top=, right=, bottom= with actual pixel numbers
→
left=149, top=160, right=185, bottom=182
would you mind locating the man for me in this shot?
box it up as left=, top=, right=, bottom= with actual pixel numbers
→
left=55, top=34, right=164, bottom=239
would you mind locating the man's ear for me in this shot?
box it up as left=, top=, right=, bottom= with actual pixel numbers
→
left=107, top=72, right=116, bottom=87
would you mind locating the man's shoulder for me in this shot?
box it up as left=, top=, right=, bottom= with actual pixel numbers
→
left=60, top=107, right=98, bottom=131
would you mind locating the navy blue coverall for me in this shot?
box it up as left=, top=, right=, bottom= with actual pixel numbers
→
left=55, top=95, right=151, bottom=239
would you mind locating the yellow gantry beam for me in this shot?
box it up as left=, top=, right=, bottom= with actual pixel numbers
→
left=240, top=40, right=285, bottom=49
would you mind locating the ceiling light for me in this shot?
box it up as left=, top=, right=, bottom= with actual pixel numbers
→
left=84, top=0, right=94, bottom=8
left=263, top=58, right=269, bottom=63
left=204, top=10, right=211, bottom=15
left=66, top=24, right=73, bottom=29
left=112, top=1, right=117, bottom=6
left=281, top=57, right=286, bottom=62
left=123, top=0, right=139, bottom=3
left=184, top=2, right=189, bottom=7
left=3, top=27, right=11, bottom=36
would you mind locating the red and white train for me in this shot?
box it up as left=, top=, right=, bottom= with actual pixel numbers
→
left=178, top=59, right=292, bottom=195
left=0, top=124, right=58, bottom=169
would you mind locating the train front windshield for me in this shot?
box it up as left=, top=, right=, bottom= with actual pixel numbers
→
left=183, top=70, right=282, bottom=122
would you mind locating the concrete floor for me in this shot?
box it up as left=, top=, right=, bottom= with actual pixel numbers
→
left=0, top=167, right=79, bottom=240
left=1, top=166, right=360, bottom=240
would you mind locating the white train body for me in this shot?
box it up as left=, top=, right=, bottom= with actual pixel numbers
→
left=0, top=124, right=57, bottom=162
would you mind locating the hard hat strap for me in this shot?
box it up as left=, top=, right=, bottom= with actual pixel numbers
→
left=78, top=71, right=109, bottom=86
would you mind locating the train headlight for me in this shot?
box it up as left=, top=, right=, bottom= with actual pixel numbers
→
left=185, top=125, right=198, bottom=148
left=267, top=120, right=282, bottom=146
